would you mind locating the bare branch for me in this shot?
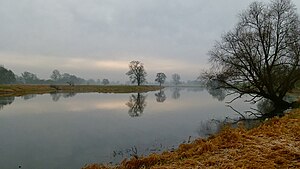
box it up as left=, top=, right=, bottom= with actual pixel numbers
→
left=226, top=105, right=246, bottom=119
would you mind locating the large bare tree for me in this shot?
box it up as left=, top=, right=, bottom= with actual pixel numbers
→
left=205, top=0, right=300, bottom=115
left=126, top=61, right=147, bottom=86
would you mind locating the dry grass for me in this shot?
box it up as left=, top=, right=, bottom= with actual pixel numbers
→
left=83, top=109, right=300, bottom=169
left=0, top=84, right=161, bottom=96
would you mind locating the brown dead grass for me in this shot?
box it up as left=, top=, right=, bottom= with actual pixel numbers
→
left=83, top=109, right=300, bottom=169
left=0, top=85, right=161, bottom=96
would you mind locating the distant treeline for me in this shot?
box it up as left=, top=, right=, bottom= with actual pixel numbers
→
left=0, top=66, right=112, bottom=85
left=0, top=65, right=204, bottom=86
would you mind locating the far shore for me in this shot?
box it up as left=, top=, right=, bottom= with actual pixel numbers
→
left=0, top=84, right=162, bottom=97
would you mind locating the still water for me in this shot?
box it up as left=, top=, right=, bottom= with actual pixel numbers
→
left=0, top=87, right=252, bottom=169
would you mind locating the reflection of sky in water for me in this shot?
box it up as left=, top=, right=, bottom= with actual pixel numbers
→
left=0, top=88, right=253, bottom=169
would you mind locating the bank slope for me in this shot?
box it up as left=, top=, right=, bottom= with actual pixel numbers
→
left=83, top=109, right=300, bottom=169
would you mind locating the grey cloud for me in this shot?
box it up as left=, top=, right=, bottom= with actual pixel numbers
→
left=0, top=0, right=300, bottom=80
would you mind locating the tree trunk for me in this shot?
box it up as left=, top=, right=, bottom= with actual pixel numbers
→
left=263, top=99, right=291, bottom=118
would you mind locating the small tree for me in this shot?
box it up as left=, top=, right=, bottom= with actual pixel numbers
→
left=126, top=61, right=147, bottom=86
left=155, top=73, right=167, bottom=86
left=172, top=73, right=181, bottom=85
left=102, top=79, right=110, bottom=85
left=204, top=0, right=300, bottom=116
left=50, top=69, right=61, bottom=81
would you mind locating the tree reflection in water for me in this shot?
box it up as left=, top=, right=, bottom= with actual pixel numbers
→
left=187, top=87, right=205, bottom=92
left=155, top=90, right=166, bottom=103
left=197, top=119, right=227, bottom=137
left=171, top=87, right=182, bottom=99
left=197, top=98, right=277, bottom=137
left=197, top=116, right=263, bottom=138
left=205, top=80, right=226, bottom=101
left=0, top=96, right=15, bottom=110
left=126, top=93, right=147, bottom=117
left=50, top=92, right=76, bottom=102
left=22, top=94, right=37, bottom=100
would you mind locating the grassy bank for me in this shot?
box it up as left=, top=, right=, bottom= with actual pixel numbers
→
left=0, top=84, right=162, bottom=97
left=83, top=109, right=300, bottom=169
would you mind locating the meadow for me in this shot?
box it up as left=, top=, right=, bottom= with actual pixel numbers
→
left=0, top=84, right=162, bottom=96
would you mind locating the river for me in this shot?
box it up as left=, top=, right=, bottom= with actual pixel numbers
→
left=0, top=87, right=253, bottom=169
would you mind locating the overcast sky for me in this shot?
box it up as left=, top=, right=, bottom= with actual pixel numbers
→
left=1, top=0, right=300, bottom=82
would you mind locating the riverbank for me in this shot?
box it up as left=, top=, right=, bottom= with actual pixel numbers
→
left=0, top=85, right=162, bottom=97
left=83, top=109, right=300, bottom=169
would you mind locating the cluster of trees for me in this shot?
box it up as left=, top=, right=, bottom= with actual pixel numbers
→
left=1, top=60, right=189, bottom=86
left=50, top=69, right=86, bottom=85
left=0, top=66, right=16, bottom=84
left=19, top=71, right=52, bottom=84
left=18, top=70, right=89, bottom=85
left=0, top=66, right=111, bottom=85
left=1, top=61, right=185, bottom=86
left=126, top=60, right=184, bottom=86
left=50, top=69, right=110, bottom=85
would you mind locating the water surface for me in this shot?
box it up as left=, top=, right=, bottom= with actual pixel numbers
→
left=0, top=87, right=252, bottom=169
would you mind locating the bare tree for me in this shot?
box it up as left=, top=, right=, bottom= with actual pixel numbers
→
left=102, top=79, right=110, bottom=85
left=155, top=72, right=167, bottom=86
left=204, top=0, right=300, bottom=116
left=126, top=61, right=147, bottom=86
left=50, top=69, right=61, bottom=81
left=172, top=73, right=181, bottom=85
